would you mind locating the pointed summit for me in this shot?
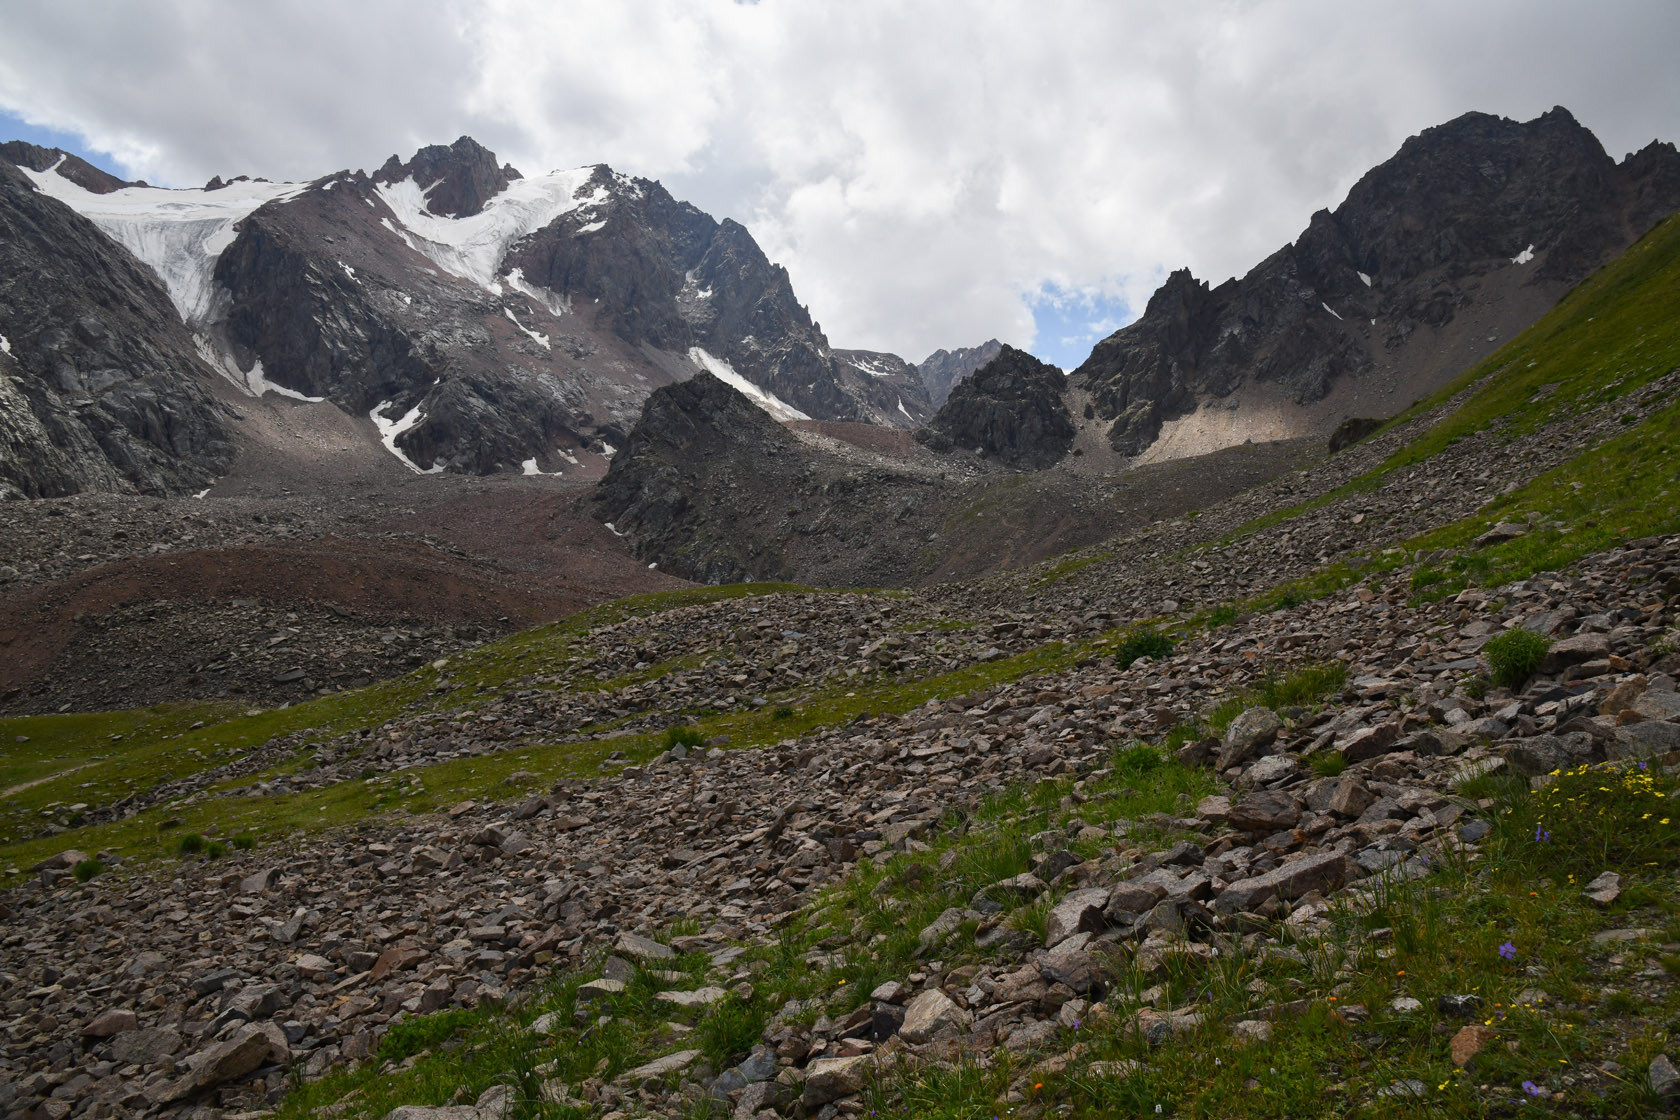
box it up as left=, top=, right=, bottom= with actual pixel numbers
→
left=374, top=136, right=522, bottom=218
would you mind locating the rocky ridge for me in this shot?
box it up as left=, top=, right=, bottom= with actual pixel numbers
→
left=914, top=345, right=1075, bottom=470
left=590, top=372, right=1303, bottom=589
left=916, top=340, right=1003, bottom=408
left=1074, top=108, right=1680, bottom=457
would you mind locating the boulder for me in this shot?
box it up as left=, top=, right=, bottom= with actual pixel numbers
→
left=1227, top=790, right=1302, bottom=832
left=898, top=988, right=971, bottom=1044
left=1541, top=633, right=1610, bottom=673
left=1213, top=851, right=1348, bottom=915
left=802, top=1054, right=874, bottom=1105
left=1043, top=888, right=1109, bottom=947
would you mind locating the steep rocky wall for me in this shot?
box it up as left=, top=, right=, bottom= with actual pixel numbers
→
left=1074, top=108, right=1680, bottom=456
left=0, top=159, right=231, bottom=498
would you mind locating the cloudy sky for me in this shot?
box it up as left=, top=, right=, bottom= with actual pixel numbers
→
left=2, top=1, right=1676, bottom=370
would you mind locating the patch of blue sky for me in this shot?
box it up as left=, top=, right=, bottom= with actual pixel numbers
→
left=1025, top=283, right=1134, bottom=373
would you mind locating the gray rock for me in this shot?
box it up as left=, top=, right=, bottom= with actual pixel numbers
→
left=899, top=988, right=970, bottom=1044
left=1582, top=871, right=1622, bottom=907
left=1213, top=850, right=1348, bottom=915
left=1541, top=633, right=1610, bottom=673
left=802, top=1054, right=874, bottom=1105
left=1651, top=1053, right=1680, bottom=1098
left=1043, top=888, right=1109, bottom=947
left=1217, top=708, right=1282, bottom=769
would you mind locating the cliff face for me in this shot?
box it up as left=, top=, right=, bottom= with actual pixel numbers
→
left=0, top=160, right=231, bottom=499
left=1074, top=108, right=1680, bottom=456
left=591, top=372, right=942, bottom=585
left=915, top=345, right=1074, bottom=470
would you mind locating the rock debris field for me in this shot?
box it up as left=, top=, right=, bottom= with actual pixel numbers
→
left=5, top=522, right=1680, bottom=1118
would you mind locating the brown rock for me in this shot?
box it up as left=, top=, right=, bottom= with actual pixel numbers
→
left=1227, top=790, right=1301, bottom=832
left=1326, top=776, right=1375, bottom=818
left=81, top=1008, right=138, bottom=1038
left=1450, top=1024, right=1496, bottom=1068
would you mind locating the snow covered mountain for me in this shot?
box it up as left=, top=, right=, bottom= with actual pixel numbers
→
left=1, top=137, right=933, bottom=483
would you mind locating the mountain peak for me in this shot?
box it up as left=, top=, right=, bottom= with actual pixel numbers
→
left=374, top=135, right=522, bottom=218
left=0, top=140, right=129, bottom=194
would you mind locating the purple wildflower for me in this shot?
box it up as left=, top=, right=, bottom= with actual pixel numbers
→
left=1522, top=1080, right=1542, bottom=1096
left=1499, top=941, right=1517, bottom=960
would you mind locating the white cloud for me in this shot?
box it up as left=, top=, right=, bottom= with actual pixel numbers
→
left=2, top=1, right=1676, bottom=367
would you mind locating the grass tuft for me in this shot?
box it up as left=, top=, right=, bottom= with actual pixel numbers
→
left=1482, top=628, right=1552, bottom=690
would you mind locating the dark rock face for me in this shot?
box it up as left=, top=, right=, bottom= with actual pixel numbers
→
left=918, top=339, right=1003, bottom=407
left=373, top=136, right=520, bottom=218
left=595, top=373, right=810, bottom=583
left=592, top=373, right=944, bottom=585
left=916, top=345, right=1073, bottom=470
left=831, top=350, right=934, bottom=426
left=1074, top=108, right=1680, bottom=456
left=0, top=159, right=231, bottom=498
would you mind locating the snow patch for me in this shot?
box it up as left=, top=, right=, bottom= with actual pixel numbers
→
left=373, top=169, right=605, bottom=292
left=1358, top=271, right=1372, bottom=287
left=897, top=397, right=914, bottom=422
left=0, top=335, right=9, bottom=354
left=575, top=219, right=606, bottom=235
left=850, top=356, right=900, bottom=378
left=339, top=262, right=359, bottom=284
left=503, top=307, right=550, bottom=350
left=193, top=335, right=323, bottom=401
left=687, top=346, right=810, bottom=422
left=23, top=161, right=304, bottom=326
left=601, top=442, right=617, bottom=457
left=370, top=400, right=442, bottom=474
left=194, top=488, right=211, bottom=499
left=604, top=521, right=625, bottom=536
left=1322, top=302, right=1343, bottom=321
left=1512, top=244, right=1535, bottom=265
left=505, top=268, right=570, bottom=316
